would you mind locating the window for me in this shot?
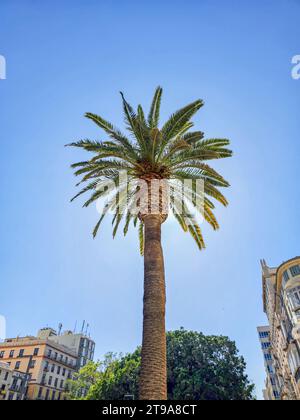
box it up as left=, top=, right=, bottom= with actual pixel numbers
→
left=9, top=350, right=14, bottom=358
left=15, top=361, right=20, bottom=370
left=259, top=331, right=269, bottom=339
left=33, top=348, right=39, bottom=356
left=47, top=349, right=52, bottom=358
left=287, top=344, right=300, bottom=375
left=29, top=360, right=36, bottom=369
left=38, top=387, right=43, bottom=399
left=52, top=391, right=56, bottom=400
left=45, top=389, right=50, bottom=400
left=293, top=289, right=300, bottom=307
left=62, top=368, right=66, bottom=376
left=18, top=349, right=24, bottom=357
left=0, top=351, right=4, bottom=358
left=290, top=265, right=300, bottom=277
left=264, top=354, right=272, bottom=361
left=4, top=372, right=9, bottom=381
left=57, top=366, right=61, bottom=375
left=281, top=321, right=288, bottom=340
left=51, top=364, right=55, bottom=373
left=262, top=342, right=271, bottom=349
left=54, top=378, right=58, bottom=387
left=283, top=270, right=290, bottom=286
left=274, top=391, right=280, bottom=399
left=288, top=286, right=300, bottom=309
left=60, top=379, right=64, bottom=389
left=48, top=376, right=52, bottom=386
left=11, top=378, right=18, bottom=390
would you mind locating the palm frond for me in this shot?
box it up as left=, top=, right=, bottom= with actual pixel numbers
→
left=85, top=112, right=138, bottom=158
left=70, top=181, right=98, bottom=202
left=148, top=86, right=163, bottom=128
left=160, top=100, right=203, bottom=146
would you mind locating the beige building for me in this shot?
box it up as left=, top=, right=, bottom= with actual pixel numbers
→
left=258, top=258, right=300, bottom=400
left=0, top=361, right=29, bottom=400
left=0, top=333, right=77, bottom=400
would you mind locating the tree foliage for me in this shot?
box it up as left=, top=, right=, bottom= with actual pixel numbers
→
left=67, top=329, right=255, bottom=400
left=68, top=87, right=232, bottom=253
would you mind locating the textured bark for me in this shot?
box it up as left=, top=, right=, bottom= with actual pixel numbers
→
left=139, top=214, right=167, bottom=400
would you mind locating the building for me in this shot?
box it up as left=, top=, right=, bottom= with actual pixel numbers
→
left=258, top=258, right=300, bottom=400
left=40, top=328, right=95, bottom=370
left=37, top=327, right=95, bottom=399
left=0, top=361, right=29, bottom=400
left=0, top=325, right=95, bottom=400
left=257, top=326, right=280, bottom=400
left=0, top=334, right=77, bottom=400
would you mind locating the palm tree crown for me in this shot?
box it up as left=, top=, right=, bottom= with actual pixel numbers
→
left=67, top=87, right=232, bottom=252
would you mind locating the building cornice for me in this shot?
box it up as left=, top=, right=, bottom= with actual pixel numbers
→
left=275, top=256, right=300, bottom=312
left=0, top=339, right=77, bottom=358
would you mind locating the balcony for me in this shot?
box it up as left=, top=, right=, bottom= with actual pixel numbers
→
left=46, top=353, right=75, bottom=369
left=9, top=385, right=22, bottom=393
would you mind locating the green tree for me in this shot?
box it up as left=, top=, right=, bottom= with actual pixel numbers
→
left=68, top=88, right=232, bottom=399
left=66, top=361, right=101, bottom=400
left=68, top=330, right=255, bottom=401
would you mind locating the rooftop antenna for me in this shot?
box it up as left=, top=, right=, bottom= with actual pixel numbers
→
left=73, top=321, right=77, bottom=333
left=85, top=323, right=89, bottom=336
left=58, top=323, right=63, bottom=336
left=81, top=320, right=85, bottom=334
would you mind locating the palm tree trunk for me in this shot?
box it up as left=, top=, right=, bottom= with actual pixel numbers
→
left=139, top=214, right=167, bottom=400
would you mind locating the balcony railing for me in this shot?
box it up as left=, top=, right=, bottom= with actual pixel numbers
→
left=46, top=353, right=75, bottom=368
left=9, top=385, right=22, bottom=393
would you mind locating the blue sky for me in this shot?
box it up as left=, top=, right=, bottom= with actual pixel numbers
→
left=0, top=0, right=299, bottom=398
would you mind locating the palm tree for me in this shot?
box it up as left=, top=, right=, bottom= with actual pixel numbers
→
left=67, top=87, right=232, bottom=400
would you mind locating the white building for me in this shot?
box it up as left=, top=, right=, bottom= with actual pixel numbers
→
left=38, top=327, right=95, bottom=370
left=257, top=326, right=280, bottom=400
left=0, top=361, right=28, bottom=400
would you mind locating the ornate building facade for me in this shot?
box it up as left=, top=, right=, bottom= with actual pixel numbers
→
left=258, top=257, right=300, bottom=400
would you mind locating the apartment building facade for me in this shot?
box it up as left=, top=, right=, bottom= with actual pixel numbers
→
left=38, top=328, right=95, bottom=370
left=0, top=326, right=95, bottom=400
left=257, top=326, right=280, bottom=400
left=0, top=335, right=77, bottom=400
left=0, top=361, right=29, bottom=400
left=51, top=332, right=95, bottom=370
left=258, top=258, right=300, bottom=400
left=38, top=327, right=95, bottom=398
